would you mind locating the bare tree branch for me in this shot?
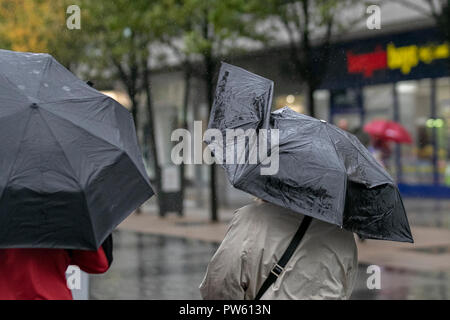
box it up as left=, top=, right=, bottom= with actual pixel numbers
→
left=425, top=0, right=441, bottom=19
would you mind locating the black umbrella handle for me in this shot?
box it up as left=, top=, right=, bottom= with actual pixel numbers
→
left=254, top=215, right=313, bottom=300
left=101, top=234, right=113, bottom=266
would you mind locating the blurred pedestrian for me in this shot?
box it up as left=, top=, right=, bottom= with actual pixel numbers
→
left=0, top=235, right=113, bottom=300
left=371, top=137, right=391, bottom=167
left=337, top=118, right=349, bottom=131
left=352, top=127, right=371, bottom=148
left=200, top=200, right=358, bottom=300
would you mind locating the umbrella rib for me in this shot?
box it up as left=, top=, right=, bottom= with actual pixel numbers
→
left=41, top=95, right=106, bottom=106
left=40, top=106, right=124, bottom=152
left=221, top=62, right=274, bottom=83
left=37, top=109, right=98, bottom=247
left=0, top=106, right=30, bottom=125
left=323, top=125, right=347, bottom=173
left=0, top=72, right=31, bottom=103
left=0, top=110, right=33, bottom=205
left=37, top=109, right=84, bottom=187
left=226, top=123, right=322, bottom=185
left=35, top=54, right=53, bottom=100
left=43, top=97, right=119, bottom=129
left=40, top=105, right=151, bottom=186
left=328, top=125, right=392, bottom=181
left=42, top=104, right=152, bottom=192
left=322, top=125, right=348, bottom=226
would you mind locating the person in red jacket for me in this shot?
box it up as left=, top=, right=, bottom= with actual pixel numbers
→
left=0, top=235, right=113, bottom=300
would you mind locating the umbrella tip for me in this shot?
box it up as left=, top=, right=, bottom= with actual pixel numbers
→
left=320, top=119, right=327, bottom=123
left=29, top=103, right=38, bottom=109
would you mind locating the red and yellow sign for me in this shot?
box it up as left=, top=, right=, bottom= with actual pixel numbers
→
left=347, top=42, right=449, bottom=77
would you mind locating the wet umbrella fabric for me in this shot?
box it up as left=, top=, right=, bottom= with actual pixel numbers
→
left=0, top=50, right=154, bottom=250
left=205, top=62, right=413, bottom=243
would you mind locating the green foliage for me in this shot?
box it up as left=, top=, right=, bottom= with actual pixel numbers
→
left=255, top=0, right=364, bottom=41
left=81, top=1, right=150, bottom=67
left=177, top=0, right=264, bottom=58
left=0, top=0, right=84, bottom=68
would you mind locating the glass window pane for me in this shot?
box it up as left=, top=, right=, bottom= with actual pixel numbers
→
left=437, top=77, right=450, bottom=186
left=364, top=84, right=394, bottom=122
left=363, top=84, right=395, bottom=175
left=398, top=79, right=433, bottom=184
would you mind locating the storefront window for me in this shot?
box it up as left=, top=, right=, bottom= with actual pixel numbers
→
left=364, top=84, right=395, bottom=123
left=363, top=84, right=395, bottom=175
left=330, top=88, right=363, bottom=131
left=314, top=90, right=330, bottom=122
left=437, top=77, right=450, bottom=186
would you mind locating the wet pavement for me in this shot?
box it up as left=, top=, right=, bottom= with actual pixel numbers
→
left=403, top=199, right=450, bottom=229
left=90, top=230, right=450, bottom=300
left=90, top=231, right=217, bottom=300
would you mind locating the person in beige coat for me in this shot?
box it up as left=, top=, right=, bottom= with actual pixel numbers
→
left=200, top=200, right=358, bottom=300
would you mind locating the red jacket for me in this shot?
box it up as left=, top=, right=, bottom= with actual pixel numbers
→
left=0, top=244, right=111, bottom=300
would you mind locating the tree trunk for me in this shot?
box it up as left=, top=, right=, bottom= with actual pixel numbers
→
left=204, top=54, right=218, bottom=222
left=179, top=62, right=192, bottom=217
left=129, top=93, right=138, bottom=127
left=112, top=58, right=142, bottom=213
left=112, top=58, right=139, bottom=129
left=306, top=84, right=316, bottom=118
left=142, top=57, right=162, bottom=215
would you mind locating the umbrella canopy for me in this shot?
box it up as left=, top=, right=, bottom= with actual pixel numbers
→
left=0, top=50, right=154, bottom=250
left=364, top=119, right=412, bottom=144
left=205, top=62, right=413, bottom=243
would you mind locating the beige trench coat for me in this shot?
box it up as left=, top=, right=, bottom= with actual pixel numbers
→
left=200, top=200, right=358, bottom=300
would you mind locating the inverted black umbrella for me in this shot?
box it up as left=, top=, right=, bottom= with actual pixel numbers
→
left=205, top=62, right=413, bottom=243
left=0, top=50, right=154, bottom=250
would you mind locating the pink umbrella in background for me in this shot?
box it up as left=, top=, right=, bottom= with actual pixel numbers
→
left=364, top=119, right=412, bottom=144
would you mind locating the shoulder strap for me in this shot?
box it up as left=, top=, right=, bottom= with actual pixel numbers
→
left=254, top=215, right=313, bottom=300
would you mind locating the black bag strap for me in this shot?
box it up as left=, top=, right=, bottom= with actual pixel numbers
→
left=254, top=215, right=312, bottom=300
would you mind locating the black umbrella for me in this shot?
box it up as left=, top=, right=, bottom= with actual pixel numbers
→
left=205, top=62, right=413, bottom=243
left=0, top=50, right=154, bottom=250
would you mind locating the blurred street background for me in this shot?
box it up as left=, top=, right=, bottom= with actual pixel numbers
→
left=1, top=0, right=449, bottom=299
